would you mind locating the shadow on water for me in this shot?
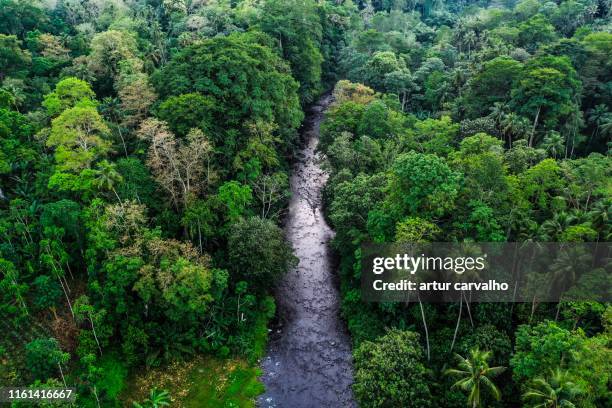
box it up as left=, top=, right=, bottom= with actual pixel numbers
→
left=258, top=94, right=356, bottom=408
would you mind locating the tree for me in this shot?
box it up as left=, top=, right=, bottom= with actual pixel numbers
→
left=31, top=275, right=62, bottom=313
left=92, top=160, right=123, bottom=204
left=0, top=258, right=28, bottom=316
left=332, top=80, right=376, bottom=106
left=353, top=329, right=432, bottom=407
left=156, top=93, right=214, bottom=137
left=384, top=68, right=415, bottom=111
left=510, top=56, right=581, bottom=146
left=137, top=119, right=214, bottom=211
left=517, top=14, right=557, bottom=52
left=0, top=34, right=30, bottom=80
left=411, top=116, right=458, bottom=157
left=249, top=172, right=289, bottom=219
left=445, top=349, right=506, bottom=408
left=0, top=0, right=48, bottom=38
left=46, top=106, right=111, bottom=172
left=385, top=151, right=460, bottom=219
left=216, top=181, right=252, bottom=225
left=42, top=77, right=97, bottom=117
left=25, top=338, right=69, bottom=381
left=364, top=51, right=402, bottom=91
left=152, top=32, right=302, bottom=161
left=258, top=0, right=323, bottom=103
left=118, top=73, right=157, bottom=129
left=73, top=295, right=105, bottom=356
left=395, top=217, right=440, bottom=243
left=541, top=131, right=565, bottom=159
left=87, top=30, right=140, bottom=85
left=328, top=172, right=386, bottom=250
left=511, top=322, right=585, bottom=383
left=523, top=368, right=582, bottom=408
left=227, top=216, right=296, bottom=290
left=465, top=57, right=522, bottom=118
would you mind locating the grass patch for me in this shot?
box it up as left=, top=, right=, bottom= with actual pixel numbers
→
left=184, top=359, right=264, bottom=407
left=121, top=356, right=264, bottom=408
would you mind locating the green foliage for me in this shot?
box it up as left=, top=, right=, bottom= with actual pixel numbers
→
left=25, top=338, right=69, bottom=381
left=46, top=106, right=111, bottom=172
left=522, top=368, right=582, bottom=408
left=258, top=0, right=323, bottom=103
left=152, top=32, right=303, bottom=162
left=445, top=349, right=506, bottom=408
left=1, top=1, right=611, bottom=407
left=464, top=57, right=522, bottom=117
left=42, top=77, right=97, bottom=117
left=31, top=275, right=62, bottom=311
left=353, top=329, right=432, bottom=407
left=156, top=93, right=214, bottom=137
left=96, top=354, right=128, bottom=400
left=217, top=181, right=253, bottom=225
left=384, top=151, right=460, bottom=219
left=0, top=34, right=30, bottom=78
left=227, top=216, right=296, bottom=290
left=511, top=321, right=584, bottom=383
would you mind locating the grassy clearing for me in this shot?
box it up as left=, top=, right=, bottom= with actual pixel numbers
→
left=121, top=356, right=264, bottom=407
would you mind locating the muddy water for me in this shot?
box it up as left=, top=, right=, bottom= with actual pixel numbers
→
left=259, top=95, right=356, bottom=408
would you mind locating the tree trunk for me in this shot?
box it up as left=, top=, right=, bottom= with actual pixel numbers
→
left=197, top=220, right=203, bottom=254
left=58, top=276, right=74, bottom=317
left=93, top=386, right=101, bottom=408
left=463, top=291, right=474, bottom=328
left=450, top=296, right=463, bottom=352
left=57, top=362, right=67, bottom=387
left=90, top=315, right=103, bottom=356
left=529, top=105, right=541, bottom=147
left=117, top=125, right=128, bottom=158
left=417, top=293, right=430, bottom=361
left=112, top=187, right=123, bottom=205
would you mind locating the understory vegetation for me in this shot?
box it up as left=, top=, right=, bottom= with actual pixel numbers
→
left=0, top=0, right=610, bottom=407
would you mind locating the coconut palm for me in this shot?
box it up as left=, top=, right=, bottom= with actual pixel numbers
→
left=445, top=349, right=506, bottom=408
left=523, top=368, right=582, bottom=408
left=464, top=30, right=478, bottom=57
left=587, top=104, right=608, bottom=136
left=489, top=102, right=508, bottom=127
left=537, top=212, right=577, bottom=241
left=92, top=160, right=123, bottom=204
left=598, top=113, right=612, bottom=138
left=541, top=131, right=565, bottom=159
left=500, top=112, right=530, bottom=147
left=589, top=199, right=611, bottom=241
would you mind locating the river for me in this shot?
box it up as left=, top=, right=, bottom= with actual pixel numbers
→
left=259, top=94, right=356, bottom=408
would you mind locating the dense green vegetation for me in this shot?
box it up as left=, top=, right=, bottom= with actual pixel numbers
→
left=318, top=1, right=611, bottom=407
left=0, top=0, right=610, bottom=407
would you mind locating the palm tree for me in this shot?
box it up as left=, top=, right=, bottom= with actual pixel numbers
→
left=445, top=349, right=506, bottom=408
left=464, top=30, right=478, bottom=57
left=499, top=112, right=530, bottom=147
left=93, top=160, right=123, bottom=204
left=587, top=104, right=609, bottom=141
left=537, top=212, right=576, bottom=241
left=133, top=388, right=171, bottom=408
left=523, top=368, right=582, bottom=408
left=489, top=102, right=508, bottom=127
left=589, top=199, right=611, bottom=241
left=541, top=131, right=565, bottom=159
left=598, top=113, right=612, bottom=138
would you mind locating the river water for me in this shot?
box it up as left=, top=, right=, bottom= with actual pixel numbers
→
left=259, top=95, right=356, bottom=408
